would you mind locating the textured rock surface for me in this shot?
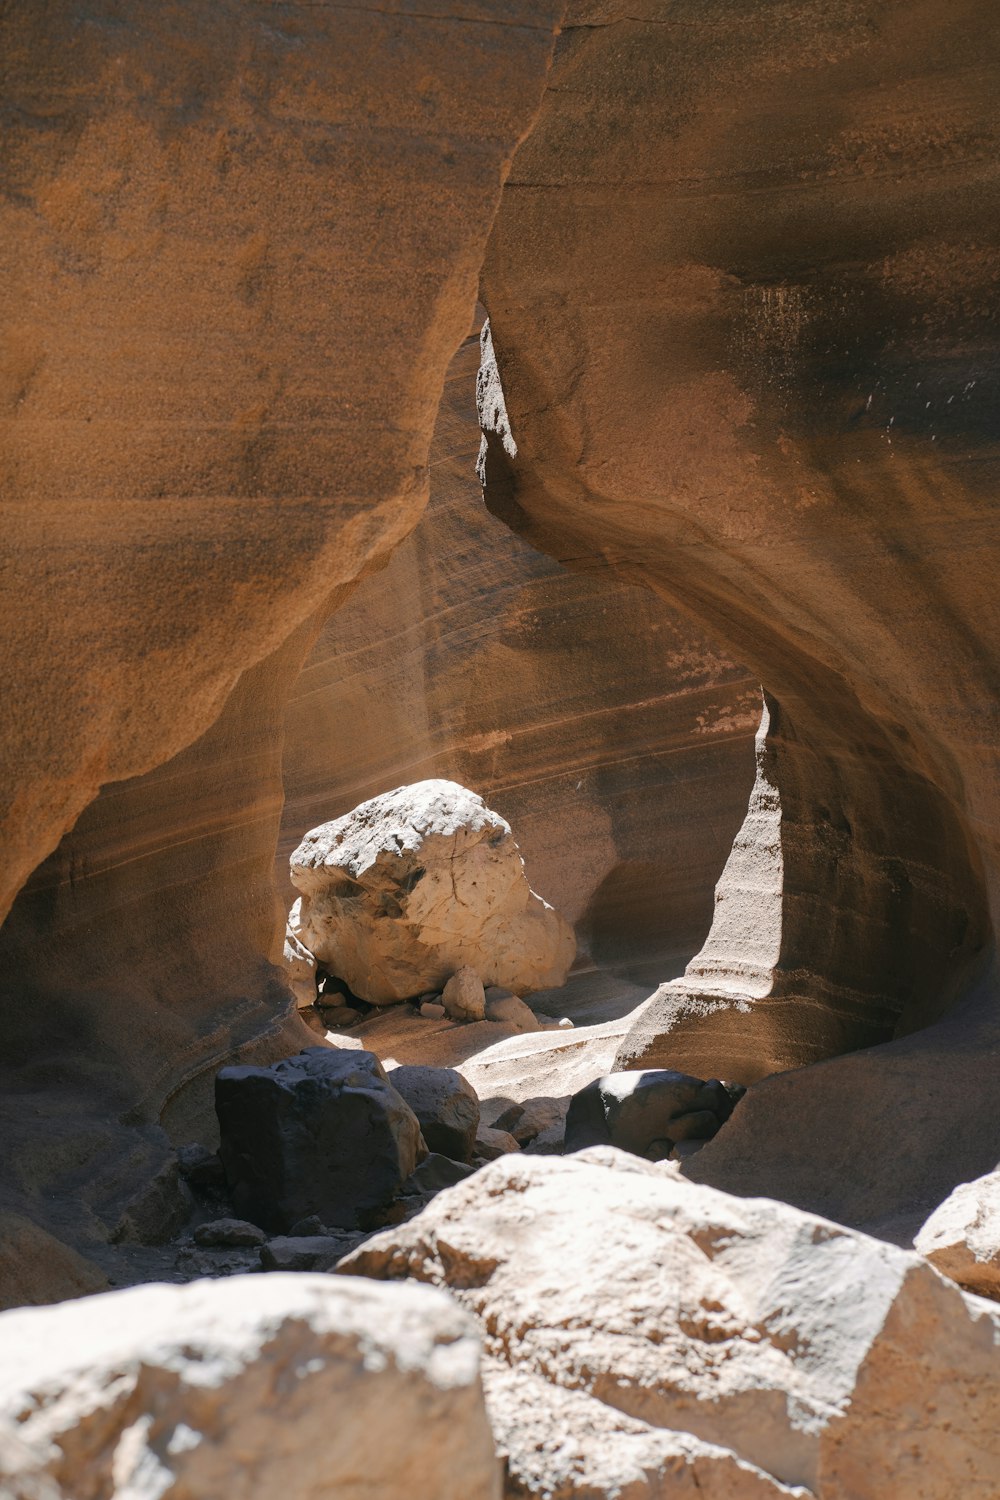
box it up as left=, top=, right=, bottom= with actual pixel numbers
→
left=0, top=1215, right=108, bottom=1315
left=388, top=1065, right=481, bottom=1164
left=480, top=0, right=1000, bottom=1223
left=0, top=2, right=564, bottom=1283
left=216, top=1047, right=425, bottom=1232
left=279, top=314, right=758, bottom=998
left=289, top=781, right=575, bottom=1004
left=565, top=1071, right=740, bottom=1158
left=0, top=1274, right=500, bottom=1500
left=341, top=1148, right=1000, bottom=1498
left=915, top=1170, right=1000, bottom=1300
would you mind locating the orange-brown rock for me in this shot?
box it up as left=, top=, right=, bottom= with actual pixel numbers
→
left=480, top=0, right=1000, bottom=1227
left=279, top=319, right=759, bottom=993
left=0, top=2, right=563, bottom=1269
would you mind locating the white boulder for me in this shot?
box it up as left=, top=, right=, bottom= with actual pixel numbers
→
left=287, top=780, right=575, bottom=1005
left=915, top=1167, right=1000, bottom=1299
left=0, top=1274, right=500, bottom=1500
left=339, top=1148, right=1000, bottom=1498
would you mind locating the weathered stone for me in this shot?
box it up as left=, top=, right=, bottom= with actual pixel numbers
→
left=176, top=1143, right=226, bottom=1192
left=288, top=781, right=575, bottom=1005
left=400, top=1154, right=478, bottom=1208
left=216, top=1047, right=425, bottom=1232
left=441, top=966, right=487, bottom=1023
left=341, top=1149, right=1000, bottom=1498
left=915, top=1169, right=1000, bottom=1301
left=0, top=1276, right=500, bottom=1499
left=474, top=1126, right=521, bottom=1161
left=261, top=1236, right=363, bottom=1272
left=494, top=1096, right=568, bottom=1147
left=484, top=991, right=540, bottom=1031
left=564, top=1070, right=728, bottom=1157
left=388, top=1065, right=481, bottom=1163
left=193, top=1218, right=267, bottom=1249
left=420, top=1002, right=447, bottom=1020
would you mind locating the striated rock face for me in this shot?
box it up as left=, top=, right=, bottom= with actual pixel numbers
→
left=289, top=781, right=575, bottom=1004
left=341, top=1148, right=1000, bottom=1498
left=279, top=315, right=759, bottom=995
left=480, top=0, right=1000, bottom=1224
left=0, top=2, right=563, bottom=1271
left=0, top=1275, right=500, bottom=1500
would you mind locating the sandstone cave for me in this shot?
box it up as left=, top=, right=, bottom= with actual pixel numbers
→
left=1, top=3, right=1000, bottom=1497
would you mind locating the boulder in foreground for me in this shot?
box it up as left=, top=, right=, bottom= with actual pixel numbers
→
left=0, top=1274, right=500, bottom=1500
left=287, top=780, right=575, bottom=1004
left=216, top=1047, right=425, bottom=1232
left=339, top=1148, right=1000, bottom=1498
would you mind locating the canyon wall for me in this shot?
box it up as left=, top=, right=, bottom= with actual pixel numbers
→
left=279, top=319, right=758, bottom=998
left=479, top=0, right=1000, bottom=1231
left=0, top=0, right=563, bottom=1265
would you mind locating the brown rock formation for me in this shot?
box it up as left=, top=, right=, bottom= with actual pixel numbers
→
left=0, top=2, right=563, bottom=1268
left=479, top=0, right=1000, bottom=1227
left=279, top=319, right=758, bottom=992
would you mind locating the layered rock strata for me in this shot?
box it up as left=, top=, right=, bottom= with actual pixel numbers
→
left=0, top=1, right=563, bottom=1274
left=479, top=0, right=1000, bottom=1226
left=279, top=315, right=759, bottom=991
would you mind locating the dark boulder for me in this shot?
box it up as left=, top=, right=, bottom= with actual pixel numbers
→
left=216, top=1047, right=425, bottom=1232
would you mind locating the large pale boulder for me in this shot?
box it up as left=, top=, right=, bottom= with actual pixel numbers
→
left=340, top=1148, right=1000, bottom=1498
left=0, top=1274, right=500, bottom=1500
left=288, top=780, right=575, bottom=1004
left=914, top=1168, right=1000, bottom=1300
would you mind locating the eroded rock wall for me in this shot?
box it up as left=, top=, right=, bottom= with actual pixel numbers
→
left=479, top=0, right=1000, bottom=1227
left=0, top=1, right=564, bottom=1272
left=280, top=320, right=758, bottom=988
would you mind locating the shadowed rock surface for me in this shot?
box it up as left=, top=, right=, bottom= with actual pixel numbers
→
left=479, top=0, right=1000, bottom=1227
left=0, top=0, right=563, bottom=1270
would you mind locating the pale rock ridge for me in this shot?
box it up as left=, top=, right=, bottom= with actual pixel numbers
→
left=288, top=780, right=575, bottom=1005
left=915, top=1169, right=1000, bottom=1300
left=340, top=1148, right=1000, bottom=1499
left=0, top=1275, right=500, bottom=1499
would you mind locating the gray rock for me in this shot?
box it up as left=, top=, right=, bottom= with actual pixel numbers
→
left=400, top=1153, right=478, bottom=1201
left=261, top=1235, right=364, bottom=1271
left=494, top=1096, right=569, bottom=1146
left=194, top=1218, right=267, bottom=1248
left=419, top=1001, right=446, bottom=1020
left=564, top=1070, right=736, bottom=1158
left=216, top=1047, right=426, bottom=1232
left=388, top=1065, right=481, bottom=1162
left=176, top=1143, right=226, bottom=1191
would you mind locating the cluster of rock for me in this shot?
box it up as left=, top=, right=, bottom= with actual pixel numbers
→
left=284, top=781, right=575, bottom=1008
left=341, top=1148, right=1000, bottom=1498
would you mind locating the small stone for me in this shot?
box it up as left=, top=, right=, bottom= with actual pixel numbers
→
left=494, top=1096, right=567, bottom=1146
left=556, top=1017, right=574, bottom=1030
left=441, top=966, right=486, bottom=1022
left=420, top=1002, right=447, bottom=1020
left=318, top=1004, right=364, bottom=1028
left=401, top=1153, right=477, bottom=1197
left=522, top=1123, right=565, bottom=1156
left=260, top=1234, right=364, bottom=1272
left=389, top=1066, right=480, bottom=1163
left=484, top=992, right=539, bottom=1032
left=474, top=1125, right=521, bottom=1160
left=535, top=1014, right=561, bottom=1030
left=289, top=1215, right=326, bottom=1237
left=176, top=1143, right=226, bottom=1191
left=194, top=1218, right=267, bottom=1248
